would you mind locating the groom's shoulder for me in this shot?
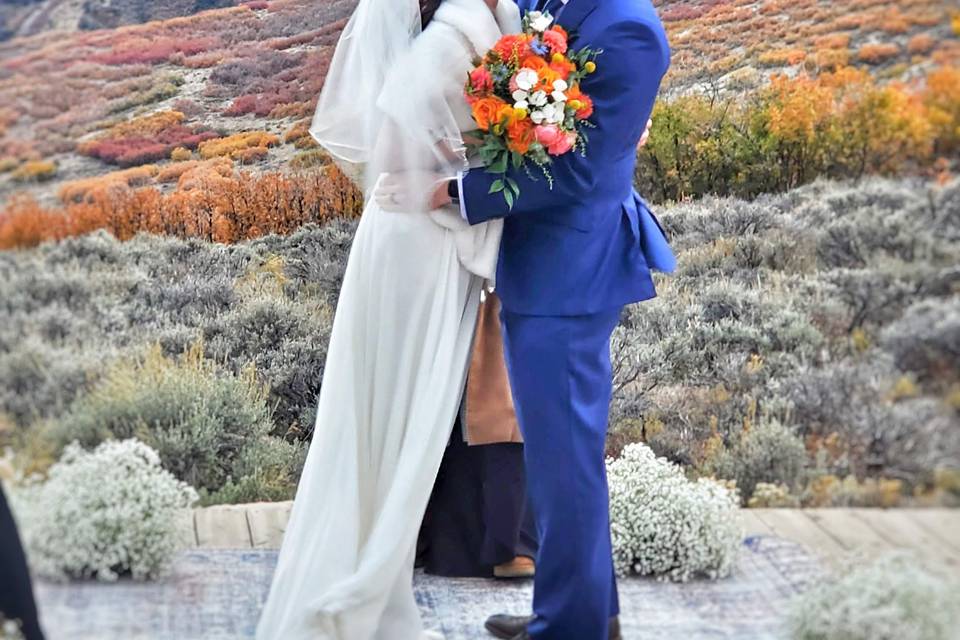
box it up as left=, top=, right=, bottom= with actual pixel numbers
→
left=591, top=0, right=666, bottom=36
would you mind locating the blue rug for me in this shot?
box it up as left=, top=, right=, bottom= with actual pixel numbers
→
left=36, top=536, right=820, bottom=639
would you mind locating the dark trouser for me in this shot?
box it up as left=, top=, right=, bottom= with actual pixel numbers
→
left=418, top=417, right=538, bottom=577
left=0, top=487, right=45, bottom=640
left=500, top=308, right=621, bottom=640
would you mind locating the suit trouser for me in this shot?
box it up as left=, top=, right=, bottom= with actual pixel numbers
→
left=0, top=487, right=45, bottom=640
left=500, top=307, right=621, bottom=640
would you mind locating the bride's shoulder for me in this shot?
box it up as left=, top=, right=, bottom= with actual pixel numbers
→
left=429, top=0, right=519, bottom=51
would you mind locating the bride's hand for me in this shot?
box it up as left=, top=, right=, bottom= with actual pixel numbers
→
left=375, top=172, right=452, bottom=212
left=638, top=118, right=653, bottom=150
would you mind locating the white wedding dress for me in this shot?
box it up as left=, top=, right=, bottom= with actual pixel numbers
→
left=255, top=1, right=521, bottom=639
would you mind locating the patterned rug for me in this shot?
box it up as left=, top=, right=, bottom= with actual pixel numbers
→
left=35, top=536, right=821, bottom=640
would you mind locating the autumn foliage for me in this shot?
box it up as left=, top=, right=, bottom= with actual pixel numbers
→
left=636, top=65, right=957, bottom=202
left=0, top=167, right=362, bottom=249
left=77, top=111, right=219, bottom=167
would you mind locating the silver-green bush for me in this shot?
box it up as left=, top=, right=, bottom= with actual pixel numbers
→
left=788, top=554, right=960, bottom=640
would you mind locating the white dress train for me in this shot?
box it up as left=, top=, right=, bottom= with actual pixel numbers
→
left=255, top=2, right=521, bottom=639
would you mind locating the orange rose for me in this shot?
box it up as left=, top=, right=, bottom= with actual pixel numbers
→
left=492, top=34, right=532, bottom=62
left=566, top=84, right=594, bottom=119
left=507, top=118, right=535, bottom=154
left=471, top=97, right=508, bottom=131
left=520, top=55, right=549, bottom=72
left=549, top=57, right=576, bottom=80
left=536, top=67, right=560, bottom=91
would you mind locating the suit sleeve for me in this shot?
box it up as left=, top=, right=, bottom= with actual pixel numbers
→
left=460, top=19, right=668, bottom=224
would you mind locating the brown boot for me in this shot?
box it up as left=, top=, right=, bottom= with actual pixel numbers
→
left=493, top=556, right=536, bottom=579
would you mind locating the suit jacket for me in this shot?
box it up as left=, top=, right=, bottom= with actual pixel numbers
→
left=461, top=0, right=673, bottom=316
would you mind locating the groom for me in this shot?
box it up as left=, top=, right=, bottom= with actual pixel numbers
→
left=392, top=0, right=671, bottom=637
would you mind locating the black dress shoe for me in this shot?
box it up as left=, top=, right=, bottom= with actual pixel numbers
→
left=485, top=614, right=534, bottom=639
left=484, top=613, right=621, bottom=639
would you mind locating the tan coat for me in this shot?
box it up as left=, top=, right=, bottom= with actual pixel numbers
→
left=463, top=291, right=523, bottom=445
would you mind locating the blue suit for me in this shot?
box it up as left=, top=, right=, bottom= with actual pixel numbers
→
left=460, top=0, right=672, bottom=637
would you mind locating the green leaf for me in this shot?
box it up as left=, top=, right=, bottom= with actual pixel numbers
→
left=489, top=179, right=504, bottom=194
left=504, top=189, right=515, bottom=209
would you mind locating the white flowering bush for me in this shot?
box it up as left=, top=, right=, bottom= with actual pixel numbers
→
left=0, top=617, right=23, bottom=640
left=607, top=443, right=742, bottom=582
left=788, top=554, right=960, bottom=640
left=12, top=439, right=198, bottom=581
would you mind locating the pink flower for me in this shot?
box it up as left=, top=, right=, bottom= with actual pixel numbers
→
left=534, top=124, right=562, bottom=147
left=547, top=132, right=576, bottom=156
left=469, top=67, right=494, bottom=94
left=542, top=29, right=568, bottom=55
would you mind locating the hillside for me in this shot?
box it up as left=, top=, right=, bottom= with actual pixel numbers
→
left=656, top=0, right=959, bottom=92
left=0, top=0, right=240, bottom=41
left=0, top=0, right=957, bottom=215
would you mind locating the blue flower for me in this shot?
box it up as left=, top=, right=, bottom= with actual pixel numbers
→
left=531, top=40, right=549, bottom=56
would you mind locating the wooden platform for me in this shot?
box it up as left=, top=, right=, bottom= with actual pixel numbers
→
left=182, top=502, right=960, bottom=572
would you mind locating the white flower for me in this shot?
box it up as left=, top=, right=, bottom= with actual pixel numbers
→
left=607, top=443, right=742, bottom=582
left=527, top=11, right=553, bottom=33
left=8, top=439, right=199, bottom=582
left=514, top=69, right=539, bottom=92
left=551, top=90, right=567, bottom=103
left=553, top=79, right=568, bottom=92
left=529, top=90, right=548, bottom=107
left=542, top=102, right=564, bottom=124
left=530, top=110, right=546, bottom=124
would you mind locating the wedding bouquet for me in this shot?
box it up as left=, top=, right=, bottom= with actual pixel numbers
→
left=464, top=11, right=600, bottom=207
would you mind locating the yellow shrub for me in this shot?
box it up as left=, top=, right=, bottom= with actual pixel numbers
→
left=12, top=160, right=57, bottom=182
left=198, top=131, right=280, bottom=160
left=99, top=110, right=185, bottom=140
left=290, top=149, right=331, bottom=170
left=170, top=146, right=193, bottom=161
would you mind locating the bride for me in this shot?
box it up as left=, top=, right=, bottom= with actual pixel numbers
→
left=255, top=0, right=521, bottom=638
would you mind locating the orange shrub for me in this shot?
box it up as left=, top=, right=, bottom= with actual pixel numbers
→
left=814, top=33, right=851, bottom=49
left=907, top=34, right=937, bottom=55
left=283, top=120, right=319, bottom=149
left=758, top=48, right=807, bottom=67
left=0, top=197, right=70, bottom=250
left=176, top=157, right=236, bottom=191
left=923, top=65, right=960, bottom=155
left=0, top=168, right=362, bottom=249
left=59, top=165, right=160, bottom=203
left=857, top=43, right=901, bottom=64
left=879, top=8, right=910, bottom=34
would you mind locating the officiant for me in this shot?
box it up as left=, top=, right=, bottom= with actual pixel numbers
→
left=417, top=290, right=539, bottom=579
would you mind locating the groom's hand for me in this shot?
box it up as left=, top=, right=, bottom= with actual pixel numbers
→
left=375, top=172, right=452, bottom=212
